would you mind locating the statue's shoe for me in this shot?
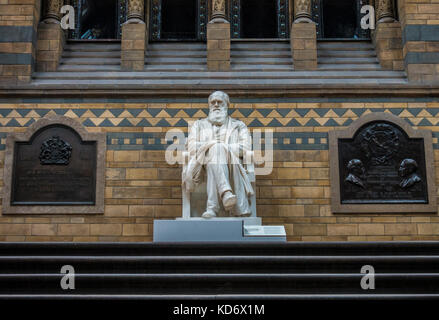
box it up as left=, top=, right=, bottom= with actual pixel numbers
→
left=201, top=211, right=216, bottom=219
left=222, top=192, right=237, bottom=211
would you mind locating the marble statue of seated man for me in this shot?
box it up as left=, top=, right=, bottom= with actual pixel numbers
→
left=182, top=91, right=254, bottom=219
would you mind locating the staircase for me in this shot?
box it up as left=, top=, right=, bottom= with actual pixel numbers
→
left=0, top=242, right=438, bottom=300
left=58, top=41, right=121, bottom=72
left=318, top=41, right=385, bottom=71
left=30, top=40, right=407, bottom=86
left=145, top=42, right=207, bottom=72
left=231, top=41, right=293, bottom=72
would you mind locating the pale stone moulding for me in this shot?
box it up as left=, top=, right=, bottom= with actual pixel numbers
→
left=2, top=115, right=106, bottom=214
left=329, top=112, right=437, bottom=214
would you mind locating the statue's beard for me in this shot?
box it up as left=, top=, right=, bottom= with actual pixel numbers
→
left=208, top=109, right=227, bottom=126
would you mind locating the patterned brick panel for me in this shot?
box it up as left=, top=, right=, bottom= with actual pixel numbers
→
left=399, top=0, right=439, bottom=82
left=0, top=0, right=40, bottom=84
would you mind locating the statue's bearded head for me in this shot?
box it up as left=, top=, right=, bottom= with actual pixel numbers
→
left=208, top=91, right=229, bottom=126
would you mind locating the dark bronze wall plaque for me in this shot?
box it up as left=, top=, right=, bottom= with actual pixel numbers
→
left=329, top=113, right=437, bottom=213
left=12, top=126, right=96, bottom=205
left=3, top=116, right=106, bottom=214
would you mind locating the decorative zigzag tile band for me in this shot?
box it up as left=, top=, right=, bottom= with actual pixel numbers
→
left=0, top=108, right=437, bottom=127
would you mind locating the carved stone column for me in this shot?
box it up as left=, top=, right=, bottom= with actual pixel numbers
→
left=42, top=0, right=62, bottom=23
left=36, top=0, right=65, bottom=71
left=291, top=0, right=316, bottom=70
left=207, top=0, right=230, bottom=71
left=293, top=0, right=312, bottom=23
left=122, top=0, right=146, bottom=71
left=373, top=0, right=403, bottom=71
left=377, top=0, right=396, bottom=23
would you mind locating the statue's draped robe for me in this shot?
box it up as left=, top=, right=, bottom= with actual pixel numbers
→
left=183, top=117, right=254, bottom=215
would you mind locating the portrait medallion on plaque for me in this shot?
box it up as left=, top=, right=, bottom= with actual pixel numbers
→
left=329, top=113, right=437, bottom=213
left=3, top=116, right=106, bottom=214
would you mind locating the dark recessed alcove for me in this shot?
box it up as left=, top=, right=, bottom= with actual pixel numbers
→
left=322, top=0, right=357, bottom=38
left=79, top=0, right=118, bottom=39
left=161, top=0, right=198, bottom=40
left=241, top=0, right=277, bottom=38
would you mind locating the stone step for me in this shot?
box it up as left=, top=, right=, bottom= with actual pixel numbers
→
left=33, top=71, right=405, bottom=80
left=145, top=57, right=206, bottom=64
left=231, top=42, right=290, bottom=50
left=230, top=66, right=293, bottom=72
left=1, top=294, right=438, bottom=300
left=0, top=273, right=438, bottom=294
left=318, top=64, right=382, bottom=71
left=4, top=242, right=439, bottom=256
left=1, top=255, right=438, bottom=273
left=318, top=50, right=376, bottom=58
left=29, top=78, right=408, bottom=86
left=231, top=52, right=292, bottom=58
left=146, top=51, right=206, bottom=58
left=232, top=49, right=291, bottom=54
left=231, top=57, right=292, bottom=65
left=143, top=65, right=207, bottom=71
left=60, top=58, right=120, bottom=65
left=317, top=41, right=375, bottom=50
left=147, top=48, right=206, bottom=53
left=64, top=43, right=121, bottom=52
left=63, top=51, right=121, bottom=58
left=147, top=43, right=207, bottom=50
left=57, top=65, right=121, bottom=72
left=319, top=57, right=379, bottom=64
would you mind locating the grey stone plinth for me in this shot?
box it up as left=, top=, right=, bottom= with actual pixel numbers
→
left=153, top=219, right=286, bottom=243
left=177, top=217, right=262, bottom=226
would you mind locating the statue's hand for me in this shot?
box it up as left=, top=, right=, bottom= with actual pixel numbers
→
left=199, top=140, right=217, bottom=153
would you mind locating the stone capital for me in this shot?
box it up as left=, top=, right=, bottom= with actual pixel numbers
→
left=294, top=0, right=312, bottom=23
left=42, top=0, right=63, bottom=23
left=127, top=0, right=145, bottom=22
left=377, top=0, right=396, bottom=23
left=211, top=0, right=227, bottom=21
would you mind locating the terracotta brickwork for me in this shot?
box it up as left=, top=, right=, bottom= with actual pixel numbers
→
left=121, top=22, right=146, bottom=71
left=207, top=21, right=230, bottom=71
left=374, top=21, right=404, bottom=71
left=399, top=0, right=439, bottom=82
left=290, top=22, right=317, bottom=70
left=0, top=0, right=40, bottom=84
left=0, top=101, right=437, bottom=241
left=36, top=22, right=64, bottom=72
